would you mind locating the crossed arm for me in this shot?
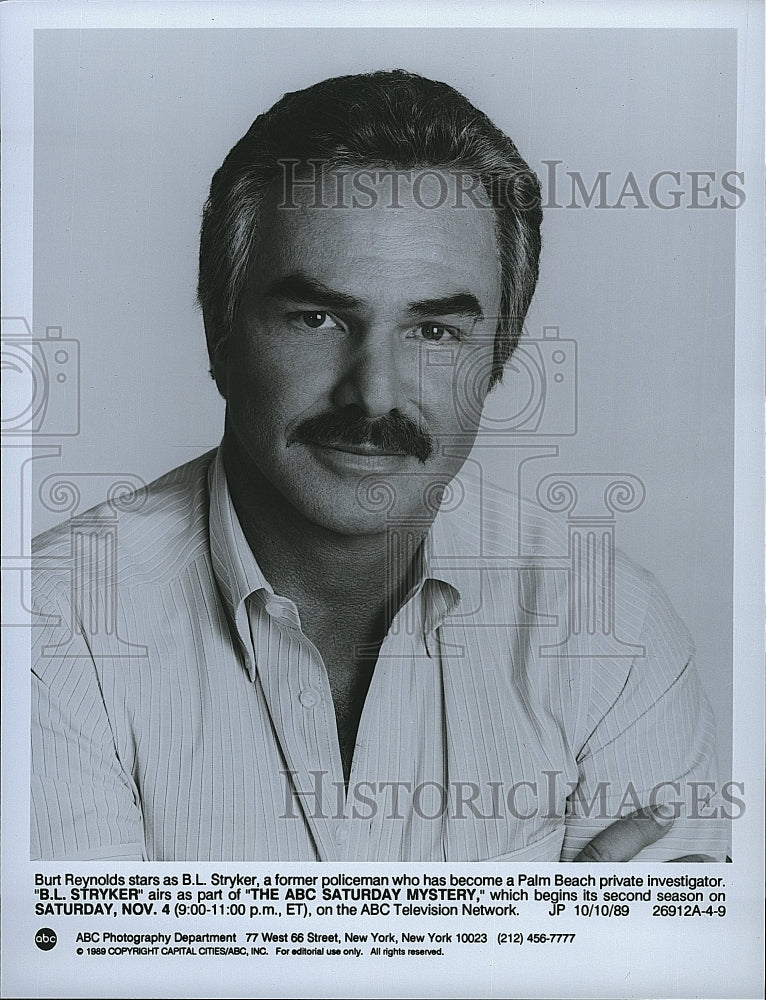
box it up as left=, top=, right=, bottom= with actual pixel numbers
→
left=572, top=807, right=716, bottom=863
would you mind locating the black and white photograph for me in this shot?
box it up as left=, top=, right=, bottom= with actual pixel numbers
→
left=2, top=1, right=763, bottom=998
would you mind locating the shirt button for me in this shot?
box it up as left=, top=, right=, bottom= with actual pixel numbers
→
left=334, top=823, right=348, bottom=845
left=299, top=688, right=321, bottom=708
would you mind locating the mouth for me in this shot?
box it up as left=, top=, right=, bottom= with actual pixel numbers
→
left=307, top=441, right=412, bottom=472
left=289, top=409, right=434, bottom=464
left=314, top=441, right=406, bottom=457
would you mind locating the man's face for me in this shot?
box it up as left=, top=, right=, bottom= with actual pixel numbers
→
left=220, top=168, right=502, bottom=535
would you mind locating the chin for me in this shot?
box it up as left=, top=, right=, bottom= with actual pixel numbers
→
left=279, top=460, right=448, bottom=536
left=292, top=482, right=422, bottom=537
left=302, top=503, right=393, bottom=538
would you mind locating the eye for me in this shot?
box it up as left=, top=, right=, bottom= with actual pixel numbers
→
left=419, top=323, right=459, bottom=343
left=301, top=311, right=334, bottom=329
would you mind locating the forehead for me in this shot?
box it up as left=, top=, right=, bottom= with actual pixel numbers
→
left=252, top=167, right=502, bottom=309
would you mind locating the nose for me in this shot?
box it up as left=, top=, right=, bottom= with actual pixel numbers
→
left=331, top=329, right=407, bottom=417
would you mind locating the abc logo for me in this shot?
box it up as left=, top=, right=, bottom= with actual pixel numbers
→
left=35, top=927, right=57, bottom=951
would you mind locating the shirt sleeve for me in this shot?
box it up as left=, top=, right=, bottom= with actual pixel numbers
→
left=31, top=583, right=147, bottom=862
left=558, top=576, right=730, bottom=862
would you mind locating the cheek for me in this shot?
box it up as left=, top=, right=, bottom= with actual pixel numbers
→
left=228, top=329, right=336, bottom=417
left=419, top=344, right=493, bottom=436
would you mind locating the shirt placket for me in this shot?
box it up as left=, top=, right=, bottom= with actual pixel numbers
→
left=247, top=593, right=347, bottom=861
left=344, top=588, right=446, bottom=861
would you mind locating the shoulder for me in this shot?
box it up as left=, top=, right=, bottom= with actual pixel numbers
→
left=32, top=450, right=218, bottom=595
left=449, top=462, right=692, bottom=658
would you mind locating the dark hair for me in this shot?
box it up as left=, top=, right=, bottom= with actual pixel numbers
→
left=198, top=69, right=542, bottom=389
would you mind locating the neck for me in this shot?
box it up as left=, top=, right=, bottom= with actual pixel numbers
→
left=221, top=433, right=427, bottom=617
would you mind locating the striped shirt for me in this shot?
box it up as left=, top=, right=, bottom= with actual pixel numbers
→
left=31, top=448, right=728, bottom=861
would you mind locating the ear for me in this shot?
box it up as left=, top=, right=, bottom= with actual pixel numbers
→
left=204, top=323, right=229, bottom=399
left=210, top=357, right=228, bottom=399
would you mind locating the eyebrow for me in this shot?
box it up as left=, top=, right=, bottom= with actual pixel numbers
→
left=406, top=293, right=484, bottom=321
left=262, top=272, right=485, bottom=321
left=262, top=274, right=362, bottom=311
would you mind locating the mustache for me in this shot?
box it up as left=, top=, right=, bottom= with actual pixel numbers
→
left=289, top=408, right=434, bottom=463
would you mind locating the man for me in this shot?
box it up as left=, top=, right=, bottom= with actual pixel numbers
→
left=31, top=70, right=727, bottom=862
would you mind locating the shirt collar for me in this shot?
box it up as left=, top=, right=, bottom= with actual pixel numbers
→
left=208, top=448, right=273, bottom=678
left=422, top=469, right=485, bottom=623
left=208, top=445, right=482, bottom=669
